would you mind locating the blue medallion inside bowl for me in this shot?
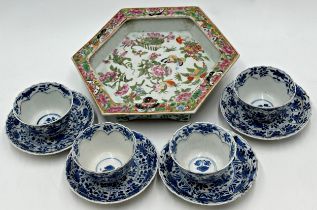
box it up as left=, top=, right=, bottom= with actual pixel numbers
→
left=169, top=122, right=236, bottom=183
left=233, top=66, right=296, bottom=122
left=12, top=82, right=73, bottom=136
left=71, top=123, right=136, bottom=183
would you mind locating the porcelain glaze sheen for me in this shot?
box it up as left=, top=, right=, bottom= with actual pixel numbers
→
left=6, top=91, right=94, bottom=155
left=71, top=123, right=136, bottom=182
left=159, top=133, right=257, bottom=205
left=169, top=123, right=236, bottom=183
left=220, top=82, right=311, bottom=140
left=66, top=131, right=158, bottom=204
left=234, top=66, right=296, bottom=122
left=13, top=82, right=73, bottom=136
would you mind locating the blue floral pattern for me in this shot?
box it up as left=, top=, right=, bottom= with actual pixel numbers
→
left=6, top=91, right=94, bottom=155
left=194, top=159, right=212, bottom=172
left=13, top=82, right=73, bottom=136
left=169, top=123, right=236, bottom=183
left=234, top=66, right=296, bottom=122
left=159, top=134, right=257, bottom=205
left=65, top=131, right=158, bottom=204
left=71, top=123, right=136, bottom=183
left=220, top=82, right=311, bottom=140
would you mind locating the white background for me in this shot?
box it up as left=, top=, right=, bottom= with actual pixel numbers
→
left=0, top=0, right=316, bottom=210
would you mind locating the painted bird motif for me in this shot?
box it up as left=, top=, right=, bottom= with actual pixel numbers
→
left=161, top=55, right=184, bottom=66
left=135, top=97, right=159, bottom=111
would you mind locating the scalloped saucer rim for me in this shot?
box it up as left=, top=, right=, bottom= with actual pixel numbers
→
left=158, top=133, right=258, bottom=206
left=220, top=82, right=311, bottom=140
left=65, top=131, right=158, bottom=204
left=5, top=91, right=94, bottom=155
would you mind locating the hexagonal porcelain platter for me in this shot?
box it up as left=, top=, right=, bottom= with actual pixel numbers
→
left=73, top=7, right=239, bottom=120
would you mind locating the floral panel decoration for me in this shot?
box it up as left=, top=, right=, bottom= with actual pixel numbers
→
left=72, top=7, right=239, bottom=120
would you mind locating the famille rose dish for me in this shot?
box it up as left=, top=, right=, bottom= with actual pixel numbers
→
left=6, top=90, right=94, bottom=155
left=72, top=6, right=239, bottom=121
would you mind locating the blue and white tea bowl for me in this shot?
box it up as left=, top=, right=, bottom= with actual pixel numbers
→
left=13, top=82, right=73, bottom=136
left=66, top=131, right=158, bottom=204
left=159, top=133, right=258, bottom=205
left=71, top=123, right=136, bottom=183
left=169, top=123, right=236, bottom=183
left=220, top=82, right=311, bottom=140
left=6, top=91, right=94, bottom=155
left=234, top=66, right=296, bottom=122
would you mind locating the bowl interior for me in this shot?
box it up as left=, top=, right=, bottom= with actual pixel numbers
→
left=174, top=132, right=232, bottom=174
left=236, top=68, right=295, bottom=108
left=89, top=18, right=221, bottom=105
left=76, top=129, right=134, bottom=173
left=15, top=83, right=72, bottom=126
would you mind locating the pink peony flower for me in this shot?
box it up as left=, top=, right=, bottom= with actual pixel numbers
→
left=166, top=8, right=175, bottom=15
left=99, top=71, right=117, bottom=82
left=147, top=8, right=163, bottom=14
left=147, top=32, right=164, bottom=39
left=211, top=74, right=222, bottom=84
left=152, top=65, right=165, bottom=77
left=165, top=32, right=175, bottom=42
left=129, top=8, right=144, bottom=15
left=81, top=70, right=95, bottom=80
left=219, top=59, right=230, bottom=70
left=176, top=92, right=192, bottom=102
left=113, top=12, right=125, bottom=22
left=152, top=65, right=172, bottom=77
left=149, top=52, right=161, bottom=60
left=199, top=81, right=207, bottom=92
left=109, top=15, right=125, bottom=28
left=222, top=45, right=234, bottom=54
left=121, top=37, right=135, bottom=47
left=97, top=94, right=109, bottom=106
left=107, top=106, right=123, bottom=113
left=115, top=84, right=129, bottom=96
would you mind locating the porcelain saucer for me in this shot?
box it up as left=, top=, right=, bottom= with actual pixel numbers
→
left=6, top=91, right=94, bottom=155
left=159, top=133, right=257, bottom=205
left=220, top=82, right=311, bottom=140
left=65, top=131, right=158, bottom=204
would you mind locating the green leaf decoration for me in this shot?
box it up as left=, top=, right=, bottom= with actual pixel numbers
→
left=175, top=73, right=182, bottom=81
left=183, top=80, right=192, bottom=84
left=203, top=56, right=210, bottom=61
left=82, top=62, right=90, bottom=71
left=192, top=89, right=202, bottom=99
left=192, top=79, right=200, bottom=85
left=187, top=68, right=195, bottom=73
left=193, top=63, right=199, bottom=69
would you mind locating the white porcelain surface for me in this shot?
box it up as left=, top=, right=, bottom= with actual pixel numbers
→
left=91, top=18, right=221, bottom=78
left=169, top=123, right=236, bottom=183
left=20, top=91, right=71, bottom=125
left=174, top=133, right=231, bottom=173
left=77, top=130, right=134, bottom=172
left=237, top=76, right=291, bottom=107
left=234, top=67, right=296, bottom=109
left=14, top=83, right=73, bottom=126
